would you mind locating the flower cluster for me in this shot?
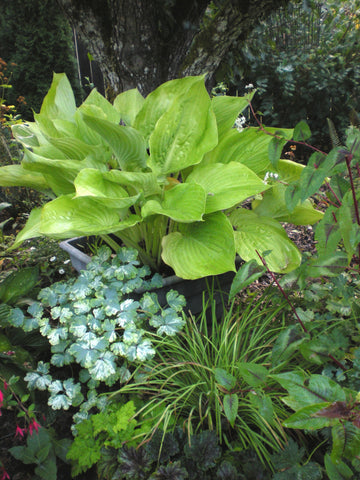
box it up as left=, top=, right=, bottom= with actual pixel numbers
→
left=0, top=377, right=41, bottom=479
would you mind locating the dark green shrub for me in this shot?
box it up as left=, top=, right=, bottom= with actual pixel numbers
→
left=222, top=0, right=360, bottom=151
left=0, top=0, right=82, bottom=120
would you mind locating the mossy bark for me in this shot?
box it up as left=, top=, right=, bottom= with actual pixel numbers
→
left=57, top=0, right=289, bottom=97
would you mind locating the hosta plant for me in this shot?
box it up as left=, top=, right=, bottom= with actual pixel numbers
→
left=1, top=73, right=323, bottom=279
left=7, top=246, right=186, bottom=419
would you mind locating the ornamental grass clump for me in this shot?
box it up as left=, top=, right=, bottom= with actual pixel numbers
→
left=115, top=290, right=290, bottom=467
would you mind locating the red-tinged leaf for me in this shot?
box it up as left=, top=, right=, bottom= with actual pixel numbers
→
left=224, top=394, right=238, bottom=427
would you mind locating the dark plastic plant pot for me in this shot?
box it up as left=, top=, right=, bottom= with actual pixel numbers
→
left=59, top=236, right=237, bottom=317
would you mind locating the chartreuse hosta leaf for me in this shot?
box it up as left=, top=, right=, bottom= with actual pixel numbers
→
left=39, top=195, right=140, bottom=238
left=204, top=126, right=293, bottom=176
left=141, top=183, right=206, bottom=222
left=252, top=184, right=323, bottom=225
left=0, top=164, right=49, bottom=191
left=113, top=88, right=145, bottom=126
left=74, top=169, right=141, bottom=209
left=82, top=114, right=148, bottom=171
left=211, top=91, right=254, bottom=139
left=104, top=170, right=161, bottom=197
left=39, top=72, right=76, bottom=122
left=133, top=75, right=204, bottom=140
left=148, top=79, right=218, bottom=175
left=187, top=161, right=269, bottom=214
left=161, top=212, right=236, bottom=279
left=231, top=209, right=301, bottom=273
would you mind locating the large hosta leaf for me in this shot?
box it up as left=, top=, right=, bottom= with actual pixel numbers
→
left=74, top=169, right=141, bottom=209
left=148, top=80, right=218, bottom=175
left=141, top=183, right=206, bottom=222
left=113, top=88, right=144, bottom=126
left=211, top=92, right=254, bottom=139
left=104, top=170, right=161, bottom=197
left=39, top=73, right=76, bottom=122
left=161, top=212, right=236, bottom=279
left=40, top=195, right=140, bottom=238
left=81, top=87, right=120, bottom=124
left=134, top=76, right=204, bottom=140
left=82, top=114, right=147, bottom=171
left=252, top=184, right=323, bottom=225
left=0, top=164, right=49, bottom=191
left=231, top=209, right=301, bottom=273
left=205, top=127, right=292, bottom=175
left=187, top=161, right=268, bottom=214
left=11, top=208, right=42, bottom=249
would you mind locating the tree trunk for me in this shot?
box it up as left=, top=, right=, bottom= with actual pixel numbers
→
left=56, top=0, right=289, bottom=98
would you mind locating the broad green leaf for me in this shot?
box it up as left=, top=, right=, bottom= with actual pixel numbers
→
left=248, top=393, right=274, bottom=424
left=39, top=72, right=76, bottom=122
left=211, top=92, right=254, bottom=138
left=12, top=123, right=40, bottom=147
left=272, top=372, right=347, bottom=410
left=113, top=88, right=145, bottom=126
left=293, top=120, right=312, bottom=142
left=149, top=310, right=185, bottom=336
left=0, top=164, right=49, bottom=191
left=11, top=208, right=42, bottom=249
left=205, top=126, right=293, bottom=175
left=315, top=206, right=342, bottom=255
left=148, top=80, right=218, bottom=175
left=82, top=114, right=147, bottom=171
left=0, top=267, right=39, bottom=304
left=338, top=191, right=360, bottom=261
left=141, top=182, right=206, bottom=222
left=237, top=362, right=268, bottom=387
left=74, top=168, right=141, bottom=209
left=161, top=212, right=236, bottom=279
left=81, top=87, right=120, bottom=124
left=252, top=184, right=323, bottom=225
left=283, top=402, right=340, bottom=429
left=304, top=252, right=348, bottom=278
left=231, top=209, right=301, bottom=273
left=214, top=368, right=237, bottom=390
left=275, top=158, right=304, bottom=183
left=45, top=137, right=94, bottom=160
left=268, top=135, right=288, bottom=169
left=104, top=170, right=161, bottom=197
left=325, top=454, right=354, bottom=480
left=228, top=260, right=266, bottom=300
left=224, top=394, right=238, bottom=427
left=187, top=161, right=269, bottom=214
left=40, top=195, right=140, bottom=238
left=271, top=325, right=308, bottom=366
left=297, top=150, right=338, bottom=203
left=134, top=75, right=204, bottom=139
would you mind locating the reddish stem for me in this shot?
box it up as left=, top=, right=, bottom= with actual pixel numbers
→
left=255, top=250, right=308, bottom=334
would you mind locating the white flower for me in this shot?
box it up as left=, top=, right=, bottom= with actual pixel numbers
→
left=245, top=83, right=254, bottom=90
left=50, top=256, right=57, bottom=262
left=263, top=172, right=279, bottom=184
left=63, top=259, right=71, bottom=265
left=234, top=115, right=246, bottom=132
left=58, top=268, right=65, bottom=275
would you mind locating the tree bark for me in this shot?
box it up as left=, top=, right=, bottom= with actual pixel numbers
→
left=56, top=0, right=289, bottom=98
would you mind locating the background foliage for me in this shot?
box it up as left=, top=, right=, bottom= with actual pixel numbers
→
left=221, top=0, right=360, bottom=150
left=0, top=0, right=82, bottom=120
